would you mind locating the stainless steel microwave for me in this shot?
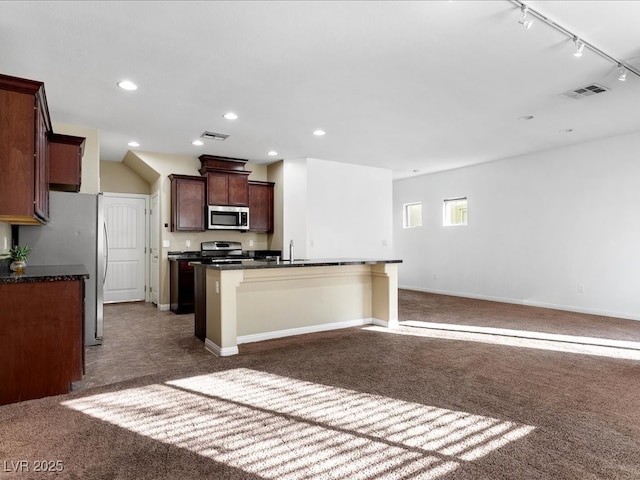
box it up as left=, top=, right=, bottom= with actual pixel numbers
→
left=207, top=205, right=249, bottom=230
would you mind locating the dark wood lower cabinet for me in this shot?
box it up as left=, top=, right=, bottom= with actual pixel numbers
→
left=170, top=260, right=196, bottom=314
left=0, top=279, right=84, bottom=405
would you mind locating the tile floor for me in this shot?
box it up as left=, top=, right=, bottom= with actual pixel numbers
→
left=82, top=302, right=213, bottom=389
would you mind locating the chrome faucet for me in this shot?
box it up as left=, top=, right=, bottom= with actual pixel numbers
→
left=289, top=239, right=294, bottom=262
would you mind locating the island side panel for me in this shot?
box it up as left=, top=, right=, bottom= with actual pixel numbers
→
left=204, top=268, right=243, bottom=356
left=371, top=263, right=399, bottom=327
left=235, top=265, right=373, bottom=341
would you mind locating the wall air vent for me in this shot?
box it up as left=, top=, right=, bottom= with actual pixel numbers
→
left=201, top=131, right=229, bottom=141
left=561, top=83, right=610, bottom=100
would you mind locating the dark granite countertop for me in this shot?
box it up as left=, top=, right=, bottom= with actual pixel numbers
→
left=0, top=264, right=89, bottom=284
left=191, top=258, right=402, bottom=271
left=168, top=251, right=202, bottom=261
left=169, top=250, right=282, bottom=261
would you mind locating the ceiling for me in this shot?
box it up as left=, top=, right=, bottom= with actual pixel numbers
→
left=2, top=1, right=639, bottom=179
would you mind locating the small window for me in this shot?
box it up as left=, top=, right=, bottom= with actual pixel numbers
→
left=403, top=202, right=422, bottom=228
left=443, top=197, right=467, bottom=226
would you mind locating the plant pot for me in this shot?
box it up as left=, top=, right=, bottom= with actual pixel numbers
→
left=10, top=260, right=27, bottom=273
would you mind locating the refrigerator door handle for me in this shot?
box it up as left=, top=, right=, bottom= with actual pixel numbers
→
left=103, top=223, right=109, bottom=285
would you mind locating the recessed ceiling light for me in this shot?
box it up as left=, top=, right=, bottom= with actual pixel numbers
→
left=223, top=112, right=238, bottom=120
left=192, top=139, right=204, bottom=146
left=313, top=129, right=326, bottom=136
left=117, top=80, right=138, bottom=91
left=127, top=141, right=140, bottom=147
left=267, top=150, right=278, bottom=156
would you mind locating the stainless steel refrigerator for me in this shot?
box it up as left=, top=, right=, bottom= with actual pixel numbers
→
left=19, top=191, right=105, bottom=346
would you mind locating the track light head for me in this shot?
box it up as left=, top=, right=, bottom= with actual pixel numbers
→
left=618, top=65, right=627, bottom=82
left=518, top=6, right=533, bottom=29
left=573, top=37, right=585, bottom=57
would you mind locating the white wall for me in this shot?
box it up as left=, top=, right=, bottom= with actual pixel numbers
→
left=283, top=158, right=393, bottom=260
left=393, top=131, right=640, bottom=321
left=282, top=159, right=309, bottom=259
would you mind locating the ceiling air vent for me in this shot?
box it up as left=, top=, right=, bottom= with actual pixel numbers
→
left=201, top=131, right=229, bottom=141
left=561, top=83, right=610, bottom=100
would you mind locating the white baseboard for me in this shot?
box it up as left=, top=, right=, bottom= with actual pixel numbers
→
left=200, top=318, right=396, bottom=356
left=237, top=317, right=394, bottom=345
left=204, top=338, right=239, bottom=357
left=157, top=303, right=170, bottom=311
left=399, top=285, right=640, bottom=322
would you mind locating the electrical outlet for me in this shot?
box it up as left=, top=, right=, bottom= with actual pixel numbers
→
left=185, top=240, right=191, bottom=248
left=578, top=284, right=584, bottom=294
left=162, top=240, right=170, bottom=248
left=249, top=239, right=254, bottom=247
left=215, top=281, right=220, bottom=294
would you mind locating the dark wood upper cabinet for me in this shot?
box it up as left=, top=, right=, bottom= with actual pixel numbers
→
left=199, top=155, right=250, bottom=207
left=49, top=133, right=85, bottom=192
left=227, top=172, right=250, bottom=206
left=0, top=73, right=52, bottom=224
left=248, top=181, right=275, bottom=233
left=206, top=171, right=230, bottom=205
left=169, top=174, right=206, bottom=232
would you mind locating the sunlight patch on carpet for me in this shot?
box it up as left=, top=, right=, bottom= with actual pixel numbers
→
left=369, top=322, right=640, bottom=361
left=62, top=368, right=534, bottom=479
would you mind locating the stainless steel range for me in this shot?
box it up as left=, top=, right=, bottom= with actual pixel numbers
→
left=200, top=241, right=251, bottom=264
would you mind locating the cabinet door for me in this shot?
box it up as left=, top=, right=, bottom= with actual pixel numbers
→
left=248, top=181, right=274, bottom=233
left=0, top=280, right=83, bottom=405
left=207, top=172, right=228, bottom=206
left=49, top=134, right=84, bottom=192
left=0, top=81, right=50, bottom=224
left=228, top=174, right=249, bottom=206
left=170, top=175, right=206, bottom=231
left=0, top=89, right=34, bottom=222
left=34, top=94, right=49, bottom=222
left=0, top=75, right=51, bottom=224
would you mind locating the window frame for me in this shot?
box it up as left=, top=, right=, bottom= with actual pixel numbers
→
left=443, top=197, right=468, bottom=227
left=402, top=202, right=423, bottom=229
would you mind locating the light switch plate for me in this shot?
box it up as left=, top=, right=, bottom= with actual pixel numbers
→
left=162, top=240, right=170, bottom=248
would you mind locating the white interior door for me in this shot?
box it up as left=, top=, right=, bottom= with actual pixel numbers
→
left=104, top=194, right=148, bottom=303
left=150, top=192, right=159, bottom=305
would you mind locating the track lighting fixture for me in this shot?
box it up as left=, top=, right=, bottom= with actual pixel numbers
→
left=618, top=65, right=627, bottom=82
left=509, top=1, right=639, bottom=80
left=518, top=6, right=533, bottom=29
left=573, top=37, right=585, bottom=58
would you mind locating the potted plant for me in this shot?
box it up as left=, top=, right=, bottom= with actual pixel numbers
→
left=1, top=245, right=30, bottom=273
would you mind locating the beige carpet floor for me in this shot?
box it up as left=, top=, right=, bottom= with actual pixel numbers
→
left=0, top=291, right=639, bottom=479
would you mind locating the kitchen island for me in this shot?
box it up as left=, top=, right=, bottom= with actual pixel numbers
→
left=192, top=259, right=401, bottom=356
